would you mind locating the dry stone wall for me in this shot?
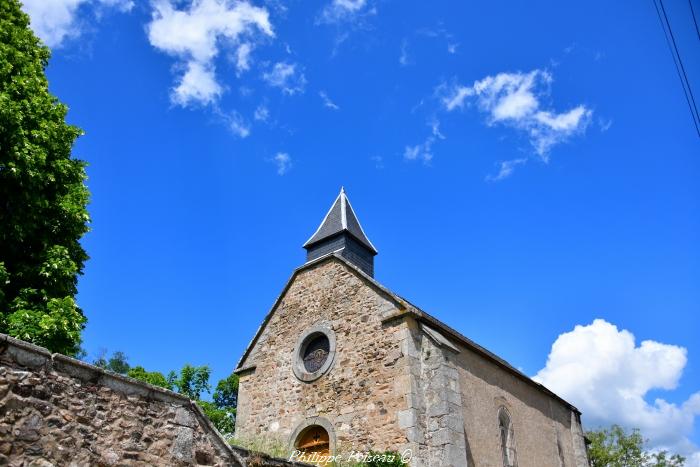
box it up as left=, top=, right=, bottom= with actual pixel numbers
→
left=0, top=333, right=308, bottom=467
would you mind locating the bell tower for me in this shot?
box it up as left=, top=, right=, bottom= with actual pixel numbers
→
left=303, top=188, right=378, bottom=277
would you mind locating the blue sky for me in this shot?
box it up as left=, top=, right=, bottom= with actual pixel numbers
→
left=20, top=0, right=700, bottom=460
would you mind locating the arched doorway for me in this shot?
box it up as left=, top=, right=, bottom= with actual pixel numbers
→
left=295, top=424, right=330, bottom=463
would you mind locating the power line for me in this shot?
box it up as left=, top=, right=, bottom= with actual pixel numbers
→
left=652, top=0, right=700, bottom=137
left=690, top=0, right=700, bottom=41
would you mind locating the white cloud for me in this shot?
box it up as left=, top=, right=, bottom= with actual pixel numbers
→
left=534, top=319, right=700, bottom=461
left=147, top=0, right=274, bottom=107
left=273, top=152, right=291, bottom=175
left=21, top=0, right=132, bottom=48
left=319, top=91, right=340, bottom=110
left=404, top=118, right=445, bottom=165
left=262, top=62, right=306, bottom=95
left=442, top=86, right=473, bottom=112
left=598, top=117, right=613, bottom=132
left=399, top=39, right=410, bottom=66
left=228, top=111, right=250, bottom=138
left=441, top=70, right=592, bottom=158
left=172, top=61, right=222, bottom=106
left=253, top=103, right=269, bottom=121
left=318, top=0, right=372, bottom=24
left=486, top=158, right=527, bottom=182
left=404, top=137, right=434, bottom=164
left=370, top=155, right=384, bottom=169
left=429, top=118, right=445, bottom=139
left=235, top=43, right=253, bottom=75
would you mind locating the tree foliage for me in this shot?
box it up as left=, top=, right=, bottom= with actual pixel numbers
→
left=213, top=372, right=239, bottom=409
left=94, top=350, right=130, bottom=375
left=586, top=425, right=685, bottom=467
left=169, top=364, right=212, bottom=400
left=0, top=0, right=90, bottom=356
left=127, top=366, right=172, bottom=390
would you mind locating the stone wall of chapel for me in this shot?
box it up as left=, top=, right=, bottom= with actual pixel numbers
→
left=450, top=333, right=588, bottom=467
left=235, top=259, right=410, bottom=454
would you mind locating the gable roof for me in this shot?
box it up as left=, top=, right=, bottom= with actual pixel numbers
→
left=303, top=187, right=377, bottom=254
left=234, top=252, right=581, bottom=415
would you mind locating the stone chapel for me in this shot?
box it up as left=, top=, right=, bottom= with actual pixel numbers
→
left=233, top=188, right=590, bottom=467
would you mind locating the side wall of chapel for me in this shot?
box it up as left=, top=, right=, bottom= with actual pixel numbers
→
left=398, top=317, right=589, bottom=467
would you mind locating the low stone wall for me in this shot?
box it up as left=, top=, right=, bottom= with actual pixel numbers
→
left=0, top=333, right=307, bottom=467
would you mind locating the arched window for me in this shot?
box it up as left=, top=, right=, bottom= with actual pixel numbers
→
left=498, top=407, right=517, bottom=467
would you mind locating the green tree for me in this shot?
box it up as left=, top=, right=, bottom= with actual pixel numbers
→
left=198, top=400, right=236, bottom=436
left=0, top=0, right=90, bottom=356
left=213, top=372, right=239, bottom=409
left=170, top=364, right=211, bottom=400
left=94, top=350, right=130, bottom=374
left=203, top=372, right=239, bottom=436
left=586, top=425, right=685, bottom=467
left=127, top=366, right=172, bottom=390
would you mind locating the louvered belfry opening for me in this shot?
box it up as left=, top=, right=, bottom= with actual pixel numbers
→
left=303, top=188, right=378, bottom=277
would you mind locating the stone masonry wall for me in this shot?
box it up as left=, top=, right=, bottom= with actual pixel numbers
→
left=398, top=317, right=589, bottom=467
left=449, top=329, right=588, bottom=467
left=235, top=258, right=410, bottom=454
left=0, top=333, right=308, bottom=467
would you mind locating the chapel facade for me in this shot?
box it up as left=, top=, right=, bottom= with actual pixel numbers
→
left=234, top=188, right=590, bottom=467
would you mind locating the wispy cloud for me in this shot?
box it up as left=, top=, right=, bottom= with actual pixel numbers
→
left=485, top=158, right=528, bottom=182
left=254, top=103, right=269, bottom=122
left=235, top=43, right=253, bottom=75
left=21, top=0, right=133, bottom=48
left=404, top=118, right=445, bottom=165
left=416, top=24, right=459, bottom=58
left=598, top=117, right=613, bottom=132
left=228, top=111, right=250, bottom=138
left=370, top=155, right=384, bottom=169
left=399, top=38, right=411, bottom=66
left=535, top=319, right=700, bottom=463
left=147, top=0, right=274, bottom=107
left=262, top=62, right=306, bottom=95
left=319, top=91, right=340, bottom=110
left=317, top=0, right=373, bottom=24
left=440, top=69, right=592, bottom=159
left=273, top=152, right=292, bottom=175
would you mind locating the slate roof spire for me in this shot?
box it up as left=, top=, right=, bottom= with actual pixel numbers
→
left=303, top=188, right=378, bottom=276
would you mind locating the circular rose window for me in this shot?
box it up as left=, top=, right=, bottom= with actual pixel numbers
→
left=293, top=326, right=336, bottom=382
left=303, top=334, right=330, bottom=373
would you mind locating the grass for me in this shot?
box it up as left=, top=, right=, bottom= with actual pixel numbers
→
left=229, top=434, right=292, bottom=460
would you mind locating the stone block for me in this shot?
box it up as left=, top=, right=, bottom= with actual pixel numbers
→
left=397, top=409, right=417, bottom=429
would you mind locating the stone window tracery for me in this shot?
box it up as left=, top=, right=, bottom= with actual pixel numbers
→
left=302, top=334, right=330, bottom=373
left=499, top=407, right=518, bottom=467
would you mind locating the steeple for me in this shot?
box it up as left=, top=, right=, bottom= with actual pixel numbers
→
left=303, top=187, right=378, bottom=276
